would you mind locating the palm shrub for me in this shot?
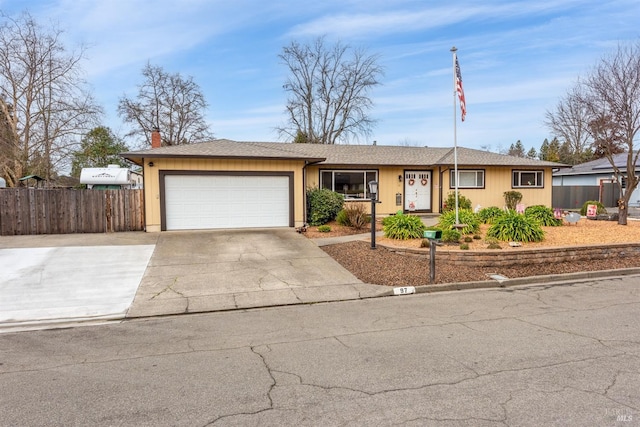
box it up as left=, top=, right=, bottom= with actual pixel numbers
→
left=437, top=209, right=480, bottom=235
left=580, top=200, right=607, bottom=216
left=383, top=212, right=426, bottom=240
left=477, top=206, right=505, bottom=224
left=503, top=191, right=523, bottom=210
left=442, top=191, right=472, bottom=212
left=486, top=211, right=544, bottom=242
left=306, top=188, right=344, bottom=226
left=525, top=205, right=562, bottom=226
left=336, top=202, right=370, bottom=230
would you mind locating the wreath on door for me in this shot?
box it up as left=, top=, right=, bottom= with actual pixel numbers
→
left=421, top=178, right=428, bottom=186
left=408, top=178, right=415, bottom=186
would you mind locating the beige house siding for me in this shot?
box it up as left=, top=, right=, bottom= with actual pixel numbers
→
left=440, top=166, right=554, bottom=210
left=142, top=158, right=306, bottom=232
left=306, top=165, right=441, bottom=215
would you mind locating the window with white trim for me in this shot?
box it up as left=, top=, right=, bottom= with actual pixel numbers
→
left=320, top=170, right=378, bottom=199
left=450, top=170, right=485, bottom=188
left=512, top=170, right=544, bottom=188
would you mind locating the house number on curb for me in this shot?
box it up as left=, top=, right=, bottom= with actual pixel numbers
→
left=393, top=286, right=416, bottom=295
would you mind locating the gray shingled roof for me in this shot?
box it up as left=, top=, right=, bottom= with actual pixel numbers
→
left=553, top=152, right=640, bottom=176
left=122, top=139, right=566, bottom=168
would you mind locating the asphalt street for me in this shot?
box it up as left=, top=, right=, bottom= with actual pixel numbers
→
left=1, top=275, right=639, bottom=426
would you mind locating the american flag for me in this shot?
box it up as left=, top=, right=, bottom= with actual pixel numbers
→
left=455, top=54, right=466, bottom=122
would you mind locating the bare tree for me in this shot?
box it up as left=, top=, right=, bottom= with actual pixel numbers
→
left=0, top=12, right=101, bottom=186
left=278, top=37, right=383, bottom=144
left=547, top=41, right=640, bottom=224
left=118, top=63, right=212, bottom=147
left=545, top=86, right=598, bottom=165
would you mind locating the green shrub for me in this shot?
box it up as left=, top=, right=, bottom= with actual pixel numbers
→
left=306, top=188, right=344, bottom=226
left=317, top=225, right=331, bottom=232
left=473, top=234, right=482, bottom=240
left=383, top=212, right=426, bottom=240
left=441, top=229, right=461, bottom=243
left=420, top=239, right=430, bottom=248
left=437, top=209, right=480, bottom=235
left=487, top=242, right=502, bottom=249
left=463, top=236, right=473, bottom=243
left=460, top=243, right=470, bottom=250
left=335, top=209, right=348, bottom=226
left=486, top=211, right=544, bottom=242
left=503, top=191, right=523, bottom=210
left=336, top=202, right=370, bottom=230
left=525, top=205, right=562, bottom=226
left=580, top=200, right=607, bottom=216
left=443, top=191, right=472, bottom=212
left=477, top=206, right=505, bottom=224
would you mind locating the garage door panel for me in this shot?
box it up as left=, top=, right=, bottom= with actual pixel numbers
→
left=164, top=175, right=290, bottom=230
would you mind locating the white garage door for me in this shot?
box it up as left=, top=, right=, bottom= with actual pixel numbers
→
left=164, top=175, right=290, bottom=230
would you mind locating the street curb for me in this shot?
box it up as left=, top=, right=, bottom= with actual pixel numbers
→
left=375, top=267, right=640, bottom=296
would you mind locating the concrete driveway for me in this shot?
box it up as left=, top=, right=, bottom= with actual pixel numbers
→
left=127, top=228, right=381, bottom=318
left=0, top=229, right=384, bottom=330
left=0, top=233, right=157, bottom=329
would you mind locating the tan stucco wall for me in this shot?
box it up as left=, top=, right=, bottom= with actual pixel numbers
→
left=142, top=158, right=306, bottom=232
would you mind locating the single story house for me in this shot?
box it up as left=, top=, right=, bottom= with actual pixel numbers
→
left=121, top=132, right=564, bottom=232
left=552, top=153, right=640, bottom=209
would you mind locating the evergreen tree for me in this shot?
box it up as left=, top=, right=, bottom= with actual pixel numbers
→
left=526, top=147, right=538, bottom=159
left=538, top=138, right=550, bottom=161
left=71, top=127, right=129, bottom=177
left=508, top=140, right=526, bottom=157
left=546, top=137, right=561, bottom=162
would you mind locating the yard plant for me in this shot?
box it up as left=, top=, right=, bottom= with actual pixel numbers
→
left=580, top=200, right=607, bottom=216
left=382, top=212, right=425, bottom=240
left=437, top=209, right=480, bottom=235
left=442, top=191, right=472, bottom=212
left=306, top=188, right=344, bottom=226
left=336, top=202, right=370, bottom=230
left=525, top=205, right=562, bottom=226
left=486, top=211, right=544, bottom=242
left=503, top=191, right=523, bottom=210
left=477, top=206, right=504, bottom=224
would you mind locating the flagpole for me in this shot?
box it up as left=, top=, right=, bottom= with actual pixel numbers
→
left=451, top=46, right=459, bottom=225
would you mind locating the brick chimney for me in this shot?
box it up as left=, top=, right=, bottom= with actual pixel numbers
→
left=151, top=128, right=161, bottom=148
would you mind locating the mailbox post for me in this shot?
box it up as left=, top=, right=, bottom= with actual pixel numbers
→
left=424, top=230, right=442, bottom=283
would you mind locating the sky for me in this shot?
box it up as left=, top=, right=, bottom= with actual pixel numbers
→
left=2, top=0, right=639, bottom=153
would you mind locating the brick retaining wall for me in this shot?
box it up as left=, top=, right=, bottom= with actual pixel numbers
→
left=383, top=243, right=640, bottom=267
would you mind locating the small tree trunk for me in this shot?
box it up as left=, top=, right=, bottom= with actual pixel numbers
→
left=618, top=198, right=628, bottom=225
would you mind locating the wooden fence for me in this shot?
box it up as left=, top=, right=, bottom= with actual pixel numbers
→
left=0, top=189, right=144, bottom=235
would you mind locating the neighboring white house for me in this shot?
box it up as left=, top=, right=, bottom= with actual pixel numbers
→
left=80, top=165, right=143, bottom=189
left=553, top=153, right=640, bottom=208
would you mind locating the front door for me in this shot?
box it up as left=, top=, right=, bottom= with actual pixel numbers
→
left=404, top=171, right=431, bottom=211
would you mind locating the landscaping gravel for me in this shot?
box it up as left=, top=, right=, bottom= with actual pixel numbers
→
left=321, top=240, right=640, bottom=286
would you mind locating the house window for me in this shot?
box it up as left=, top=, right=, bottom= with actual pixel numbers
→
left=512, top=170, right=544, bottom=188
left=320, top=170, right=378, bottom=199
left=450, top=170, right=485, bottom=188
